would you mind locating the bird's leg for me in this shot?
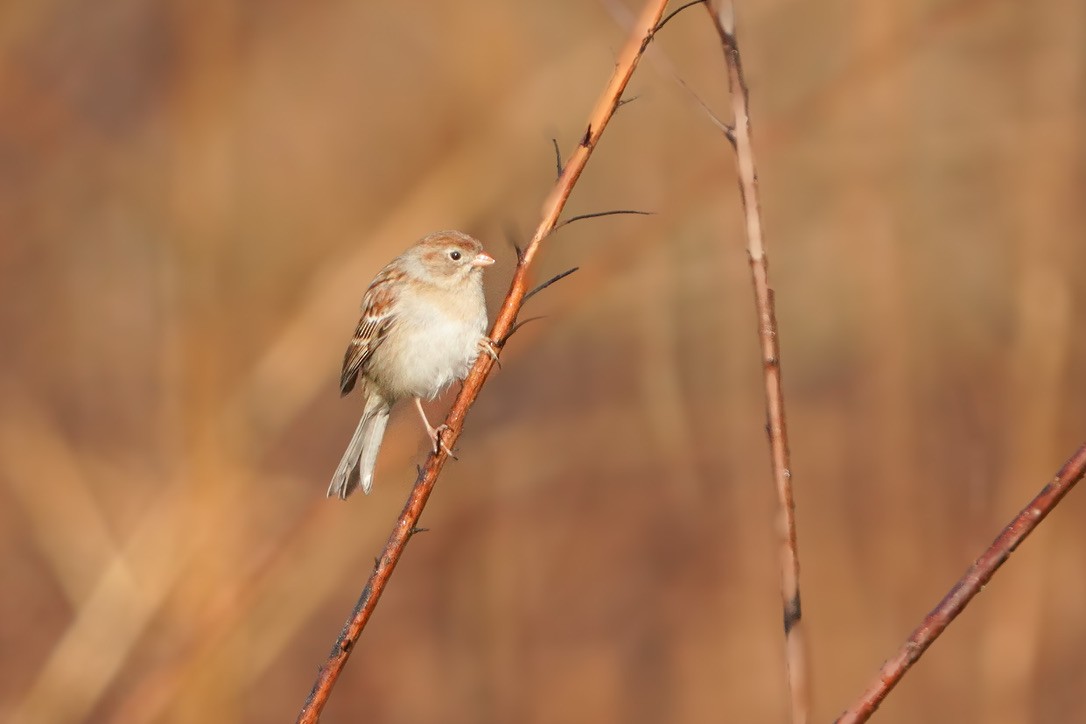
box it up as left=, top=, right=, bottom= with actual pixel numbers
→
left=414, top=397, right=456, bottom=458
left=478, top=336, right=500, bottom=369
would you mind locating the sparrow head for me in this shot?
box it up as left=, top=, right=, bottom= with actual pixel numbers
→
left=407, top=230, right=495, bottom=286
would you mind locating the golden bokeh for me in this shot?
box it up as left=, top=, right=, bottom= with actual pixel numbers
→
left=1, top=1, right=1084, bottom=722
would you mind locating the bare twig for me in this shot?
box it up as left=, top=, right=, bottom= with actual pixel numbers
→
left=704, top=3, right=810, bottom=723
left=836, top=441, right=1086, bottom=723
left=671, top=73, right=736, bottom=145
left=294, top=2, right=671, bottom=721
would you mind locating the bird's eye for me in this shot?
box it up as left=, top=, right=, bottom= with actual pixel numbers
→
left=449, top=250, right=462, bottom=261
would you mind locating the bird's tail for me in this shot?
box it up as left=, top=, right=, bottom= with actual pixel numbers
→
left=328, top=390, right=391, bottom=499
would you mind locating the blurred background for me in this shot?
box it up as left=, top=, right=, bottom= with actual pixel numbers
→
left=2, top=0, right=1084, bottom=722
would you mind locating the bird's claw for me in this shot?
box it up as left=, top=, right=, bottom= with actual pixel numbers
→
left=428, top=423, right=458, bottom=460
left=478, top=337, right=501, bottom=369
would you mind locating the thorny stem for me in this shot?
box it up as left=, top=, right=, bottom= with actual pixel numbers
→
left=295, top=2, right=672, bottom=721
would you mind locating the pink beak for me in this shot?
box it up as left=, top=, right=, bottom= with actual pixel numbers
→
left=471, top=252, right=496, bottom=268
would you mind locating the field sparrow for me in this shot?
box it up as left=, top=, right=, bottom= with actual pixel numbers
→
left=328, top=230, right=496, bottom=499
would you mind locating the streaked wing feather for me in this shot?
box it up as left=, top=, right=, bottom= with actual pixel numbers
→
left=339, top=269, right=398, bottom=396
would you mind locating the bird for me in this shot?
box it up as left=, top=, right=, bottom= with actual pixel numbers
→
left=328, top=230, right=496, bottom=499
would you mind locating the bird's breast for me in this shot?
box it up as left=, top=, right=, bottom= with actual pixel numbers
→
left=369, top=290, right=486, bottom=401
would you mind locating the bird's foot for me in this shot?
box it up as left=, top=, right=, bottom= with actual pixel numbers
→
left=478, top=337, right=500, bottom=369
left=427, top=423, right=458, bottom=459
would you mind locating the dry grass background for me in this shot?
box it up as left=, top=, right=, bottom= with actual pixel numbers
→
left=1, top=1, right=1084, bottom=722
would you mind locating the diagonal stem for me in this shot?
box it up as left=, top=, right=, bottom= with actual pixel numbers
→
left=704, top=3, right=810, bottom=723
left=836, top=441, right=1086, bottom=723
left=294, top=1, right=671, bottom=721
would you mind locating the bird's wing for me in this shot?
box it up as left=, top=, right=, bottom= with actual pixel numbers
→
left=340, top=268, right=399, bottom=396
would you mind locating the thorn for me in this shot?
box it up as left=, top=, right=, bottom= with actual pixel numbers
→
left=499, top=315, right=547, bottom=345
left=580, top=124, right=592, bottom=147
left=556, top=209, right=654, bottom=231
left=652, top=0, right=708, bottom=37
left=504, top=223, right=524, bottom=256
left=524, top=267, right=579, bottom=302
left=551, top=137, right=564, bottom=178
left=504, top=222, right=527, bottom=264
left=410, top=526, right=430, bottom=536
left=616, top=95, right=639, bottom=110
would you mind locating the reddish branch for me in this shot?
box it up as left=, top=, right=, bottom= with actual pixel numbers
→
left=836, top=441, right=1086, bottom=723
left=294, top=2, right=671, bottom=721
left=704, top=3, right=810, bottom=723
